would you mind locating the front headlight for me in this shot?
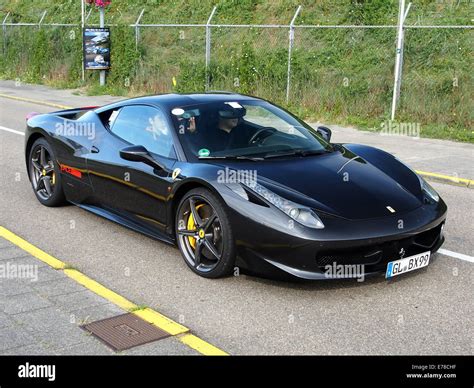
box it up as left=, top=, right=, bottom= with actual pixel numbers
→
left=241, top=181, right=325, bottom=229
left=419, top=176, right=439, bottom=203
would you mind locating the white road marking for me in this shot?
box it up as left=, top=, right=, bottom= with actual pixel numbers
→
left=438, top=249, right=474, bottom=264
left=0, top=125, right=24, bottom=136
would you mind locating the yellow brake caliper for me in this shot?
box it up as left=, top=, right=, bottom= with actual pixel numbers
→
left=187, top=204, right=204, bottom=249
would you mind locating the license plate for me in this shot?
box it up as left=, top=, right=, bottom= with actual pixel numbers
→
left=386, top=251, right=430, bottom=279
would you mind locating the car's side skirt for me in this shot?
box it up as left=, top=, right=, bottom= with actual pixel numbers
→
left=72, top=203, right=176, bottom=246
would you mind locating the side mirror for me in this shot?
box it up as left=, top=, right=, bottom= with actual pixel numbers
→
left=120, top=145, right=166, bottom=171
left=120, top=145, right=150, bottom=162
left=316, top=126, right=332, bottom=143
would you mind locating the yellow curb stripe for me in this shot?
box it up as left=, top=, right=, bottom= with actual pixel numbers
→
left=416, top=170, right=473, bottom=187
left=0, top=226, right=65, bottom=269
left=0, top=93, right=72, bottom=110
left=133, top=308, right=189, bottom=336
left=64, top=269, right=137, bottom=311
left=179, top=334, right=229, bottom=356
left=0, top=226, right=227, bottom=355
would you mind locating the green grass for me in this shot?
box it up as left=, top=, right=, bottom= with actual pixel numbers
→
left=128, top=305, right=148, bottom=312
left=0, top=0, right=472, bottom=142
left=63, top=263, right=78, bottom=270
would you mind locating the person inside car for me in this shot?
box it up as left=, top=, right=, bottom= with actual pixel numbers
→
left=207, top=104, right=257, bottom=152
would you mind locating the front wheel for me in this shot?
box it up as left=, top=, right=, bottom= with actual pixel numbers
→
left=175, top=188, right=236, bottom=278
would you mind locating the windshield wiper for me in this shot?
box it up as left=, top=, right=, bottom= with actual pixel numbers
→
left=262, top=149, right=331, bottom=159
left=198, top=155, right=264, bottom=161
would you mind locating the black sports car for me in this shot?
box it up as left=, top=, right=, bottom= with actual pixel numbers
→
left=25, top=93, right=447, bottom=280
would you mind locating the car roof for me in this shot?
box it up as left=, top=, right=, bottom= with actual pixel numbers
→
left=95, top=92, right=261, bottom=112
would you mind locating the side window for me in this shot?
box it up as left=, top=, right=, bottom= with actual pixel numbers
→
left=111, top=105, right=176, bottom=159
left=98, top=108, right=120, bottom=129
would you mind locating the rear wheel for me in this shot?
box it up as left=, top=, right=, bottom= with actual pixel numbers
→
left=28, top=138, right=66, bottom=207
left=175, top=188, right=236, bottom=278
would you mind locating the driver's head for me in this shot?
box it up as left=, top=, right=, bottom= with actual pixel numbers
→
left=217, top=105, right=246, bottom=132
left=218, top=117, right=239, bottom=131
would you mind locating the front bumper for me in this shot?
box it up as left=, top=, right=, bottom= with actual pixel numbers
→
left=229, top=198, right=447, bottom=280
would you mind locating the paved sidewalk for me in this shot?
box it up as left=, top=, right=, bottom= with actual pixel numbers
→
left=0, top=80, right=472, bottom=180
left=327, top=124, right=473, bottom=182
left=0, top=237, right=197, bottom=355
left=0, top=80, right=122, bottom=108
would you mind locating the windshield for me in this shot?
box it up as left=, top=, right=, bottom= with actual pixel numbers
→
left=170, top=100, right=332, bottom=161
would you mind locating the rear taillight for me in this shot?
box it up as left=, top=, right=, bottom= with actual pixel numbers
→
left=26, top=112, right=40, bottom=121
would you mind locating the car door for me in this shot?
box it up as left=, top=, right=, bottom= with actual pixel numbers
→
left=86, top=104, right=177, bottom=233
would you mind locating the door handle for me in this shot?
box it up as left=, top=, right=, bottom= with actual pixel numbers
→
left=91, top=146, right=100, bottom=153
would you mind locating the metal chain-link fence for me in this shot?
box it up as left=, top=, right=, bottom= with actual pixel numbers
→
left=291, top=27, right=397, bottom=120
left=0, top=3, right=472, bottom=133
left=210, top=26, right=289, bottom=103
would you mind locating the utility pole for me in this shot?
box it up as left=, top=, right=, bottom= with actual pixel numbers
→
left=99, top=6, right=105, bottom=86
left=81, top=0, right=85, bottom=82
left=286, top=6, right=302, bottom=103
left=391, top=0, right=411, bottom=120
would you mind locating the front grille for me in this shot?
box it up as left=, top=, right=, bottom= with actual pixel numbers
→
left=316, top=223, right=443, bottom=271
left=317, top=250, right=382, bottom=268
left=413, top=224, right=442, bottom=248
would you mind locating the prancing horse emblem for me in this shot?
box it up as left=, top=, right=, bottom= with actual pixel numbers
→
left=399, top=248, right=405, bottom=259
left=172, top=168, right=181, bottom=181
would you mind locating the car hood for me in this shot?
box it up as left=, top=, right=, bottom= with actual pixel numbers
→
left=214, top=148, right=422, bottom=220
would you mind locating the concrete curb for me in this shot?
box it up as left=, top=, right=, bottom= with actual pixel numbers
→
left=416, top=170, right=473, bottom=189
left=0, top=226, right=228, bottom=356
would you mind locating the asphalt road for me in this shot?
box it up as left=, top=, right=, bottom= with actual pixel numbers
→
left=0, top=96, right=473, bottom=355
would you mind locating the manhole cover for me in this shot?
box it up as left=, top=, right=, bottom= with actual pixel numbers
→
left=81, top=313, right=170, bottom=351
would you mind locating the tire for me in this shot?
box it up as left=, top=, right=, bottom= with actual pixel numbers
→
left=175, top=187, right=236, bottom=278
left=28, top=137, right=66, bottom=207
